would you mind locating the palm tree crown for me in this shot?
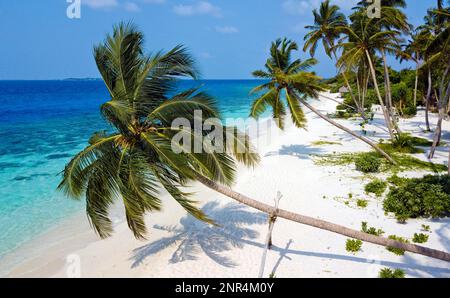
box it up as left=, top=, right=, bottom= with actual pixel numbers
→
left=58, top=23, right=259, bottom=239
left=250, top=38, right=324, bottom=129
left=303, top=0, right=348, bottom=58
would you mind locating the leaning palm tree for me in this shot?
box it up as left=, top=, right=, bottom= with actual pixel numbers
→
left=250, top=38, right=395, bottom=163
left=57, top=23, right=450, bottom=262
left=58, top=22, right=260, bottom=239
left=303, top=0, right=364, bottom=117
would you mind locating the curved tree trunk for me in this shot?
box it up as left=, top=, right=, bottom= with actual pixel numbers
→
left=365, top=50, right=395, bottom=140
left=298, top=97, right=396, bottom=165
left=381, top=50, right=401, bottom=135
left=429, top=61, right=450, bottom=159
left=425, top=69, right=432, bottom=131
left=195, top=174, right=450, bottom=262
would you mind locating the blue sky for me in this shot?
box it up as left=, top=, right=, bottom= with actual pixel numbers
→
left=0, top=0, right=436, bottom=80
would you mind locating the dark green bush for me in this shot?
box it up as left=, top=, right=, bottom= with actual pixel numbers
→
left=365, top=179, right=388, bottom=197
left=379, top=268, right=405, bottom=278
left=383, top=175, right=450, bottom=221
left=355, top=153, right=381, bottom=173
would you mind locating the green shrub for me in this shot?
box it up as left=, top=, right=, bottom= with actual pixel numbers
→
left=386, top=235, right=409, bottom=255
left=383, top=175, right=450, bottom=221
left=346, top=239, right=363, bottom=253
left=357, top=199, right=368, bottom=208
left=361, top=222, right=384, bottom=236
left=387, top=174, right=408, bottom=187
left=412, top=233, right=429, bottom=244
left=355, top=153, right=381, bottom=173
left=379, top=268, right=405, bottom=278
left=365, top=179, right=388, bottom=197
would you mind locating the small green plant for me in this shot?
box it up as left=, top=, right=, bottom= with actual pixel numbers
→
left=348, top=193, right=353, bottom=199
left=355, top=153, right=381, bottom=173
left=379, top=268, right=405, bottom=278
left=346, top=239, right=363, bottom=253
left=361, top=222, right=384, bottom=236
left=421, top=224, right=431, bottom=232
left=386, top=235, right=409, bottom=255
left=365, top=179, right=388, bottom=197
left=357, top=199, right=368, bottom=208
left=412, top=233, right=429, bottom=244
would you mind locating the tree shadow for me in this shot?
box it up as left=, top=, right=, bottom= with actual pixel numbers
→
left=130, top=201, right=267, bottom=269
left=265, top=144, right=326, bottom=160
left=270, top=239, right=293, bottom=276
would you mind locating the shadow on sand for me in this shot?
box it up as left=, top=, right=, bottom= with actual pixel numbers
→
left=130, top=201, right=267, bottom=268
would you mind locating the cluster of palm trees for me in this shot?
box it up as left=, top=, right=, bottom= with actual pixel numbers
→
left=59, top=2, right=450, bottom=262
left=299, top=0, right=449, bottom=161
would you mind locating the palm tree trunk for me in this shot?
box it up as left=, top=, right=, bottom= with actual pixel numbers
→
left=298, top=97, right=396, bottom=165
left=425, top=69, right=432, bottom=131
left=365, top=50, right=395, bottom=140
left=413, top=59, right=419, bottom=107
left=429, top=61, right=450, bottom=159
left=381, top=50, right=401, bottom=134
left=195, top=174, right=450, bottom=262
left=332, top=51, right=365, bottom=118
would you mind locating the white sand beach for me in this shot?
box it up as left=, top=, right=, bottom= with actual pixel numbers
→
left=2, top=92, right=449, bottom=278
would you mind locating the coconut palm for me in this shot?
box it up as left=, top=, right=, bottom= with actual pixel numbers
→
left=352, top=1, right=410, bottom=137
left=303, top=0, right=364, bottom=117
left=250, top=38, right=395, bottom=163
left=58, top=22, right=259, bottom=239
left=336, top=17, right=404, bottom=140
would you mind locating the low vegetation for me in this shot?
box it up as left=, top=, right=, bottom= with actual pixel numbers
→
left=378, top=134, right=434, bottom=154
left=346, top=239, right=363, bottom=253
left=361, top=222, right=384, bottom=236
left=383, top=175, right=450, bottom=222
left=355, top=153, right=381, bottom=173
left=311, top=140, right=342, bottom=146
left=365, top=179, right=388, bottom=197
left=379, top=268, right=406, bottom=278
left=412, top=233, right=429, bottom=244
left=314, top=151, right=448, bottom=173
left=357, top=199, right=368, bottom=208
left=386, top=235, right=409, bottom=256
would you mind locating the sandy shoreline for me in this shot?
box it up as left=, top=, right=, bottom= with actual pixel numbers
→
left=2, top=92, right=449, bottom=278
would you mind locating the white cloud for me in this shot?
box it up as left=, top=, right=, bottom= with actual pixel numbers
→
left=215, top=26, right=239, bottom=34
left=173, top=1, right=222, bottom=17
left=282, top=0, right=358, bottom=15
left=83, top=0, right=119, bottom=9
left=282, top=0, right=311, bottom=15
left=199, top=52, right=213, bottom=59
left=124, top=2, right=140, bottom=12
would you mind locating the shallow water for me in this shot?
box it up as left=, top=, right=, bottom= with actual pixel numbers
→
left=0, top=79, right=265, bottom=258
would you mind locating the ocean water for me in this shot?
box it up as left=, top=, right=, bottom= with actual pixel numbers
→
left=0, top=79, right=266, bottom=258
